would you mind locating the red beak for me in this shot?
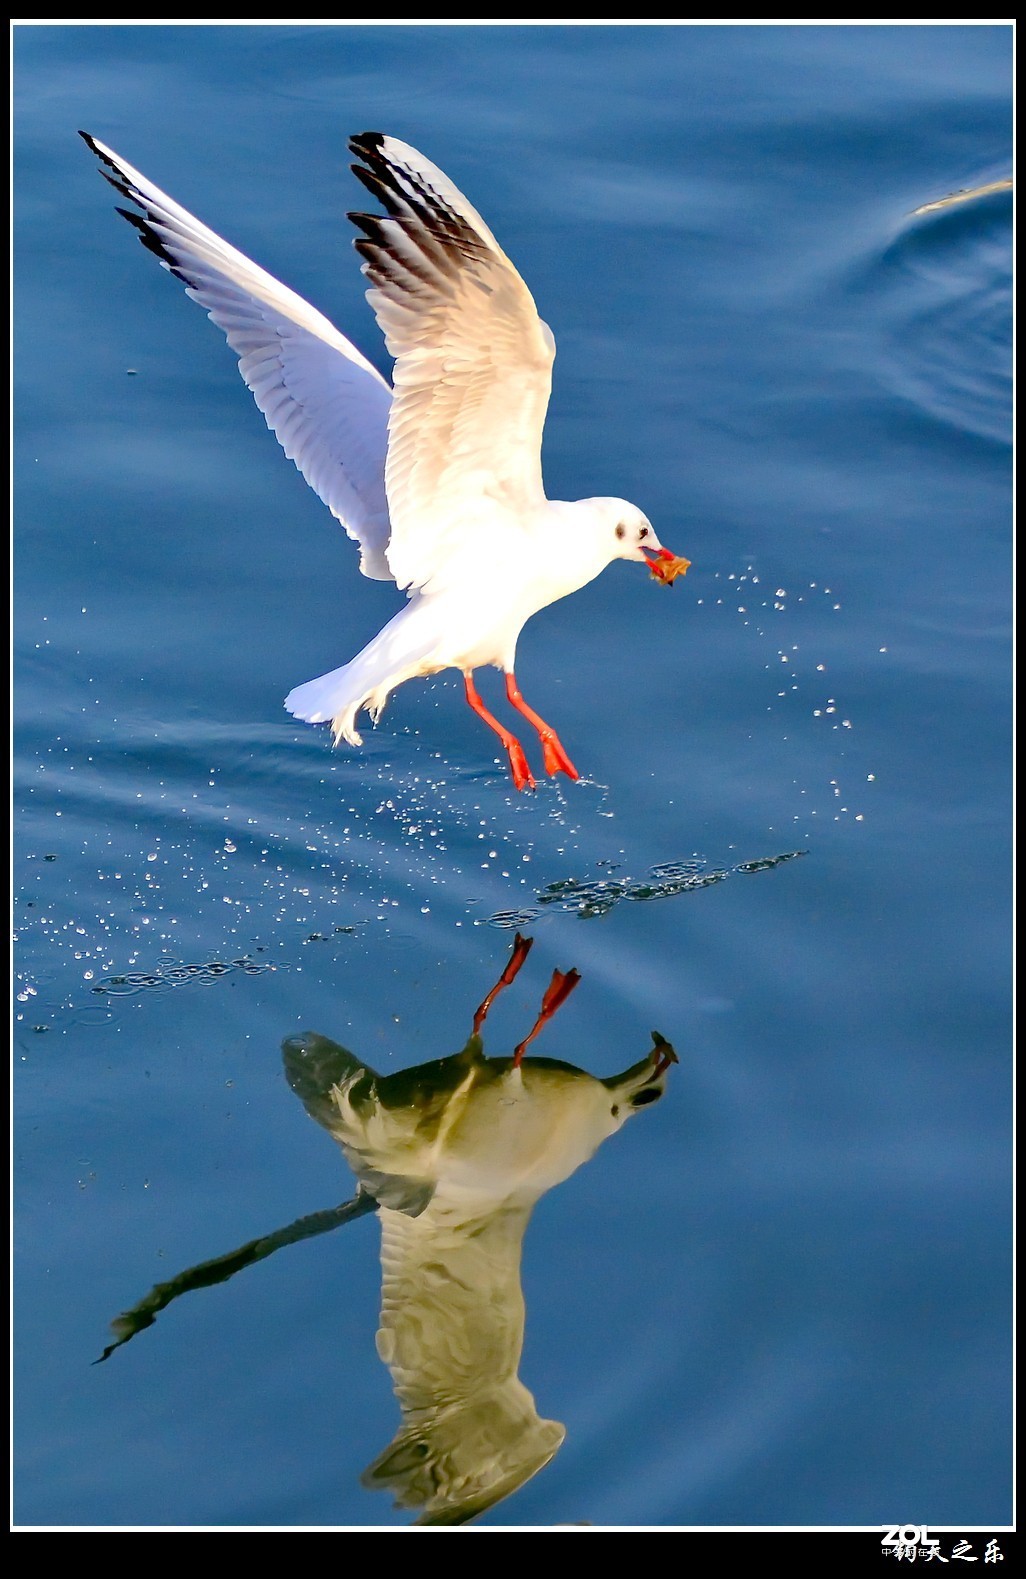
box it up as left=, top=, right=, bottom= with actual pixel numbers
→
left=642, top=545, right=691, bottom=585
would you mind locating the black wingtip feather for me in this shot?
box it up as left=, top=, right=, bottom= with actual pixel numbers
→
left=347, top=210, right=385, bottom=242
left=115, top=205, right=195, bottom=286
left=350, top=162, right=408, bottom=216
left=348, top=131, right=386, bottom=159
left=80, top=130, right=120, bottom=178
left=80, top=132, right=139, bottom=207
left=346, top=138, right=488, bottom=284
left=100, top=169, right=137, bottom=204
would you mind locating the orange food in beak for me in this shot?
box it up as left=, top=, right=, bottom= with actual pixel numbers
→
left=643, top=545, right=691, bottom=585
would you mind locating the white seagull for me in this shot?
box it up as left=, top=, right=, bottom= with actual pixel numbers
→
left=81, top=131, right=690, bottom=790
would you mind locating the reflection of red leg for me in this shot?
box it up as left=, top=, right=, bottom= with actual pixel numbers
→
left=464, top=673, right=536, bottom=791
left=472, top=932, right=534, bottom=1036
left=512, top=967, right=581, bottom=1067
left=505, top=673, right=579, bottom=781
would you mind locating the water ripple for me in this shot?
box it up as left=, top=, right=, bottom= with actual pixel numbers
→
left=91, top=953, right=285, bottom=997
left=485, top=850, right=806, bottom=924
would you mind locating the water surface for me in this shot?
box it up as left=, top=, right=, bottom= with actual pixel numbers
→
left=14, top=22, right=1012, bottom=1529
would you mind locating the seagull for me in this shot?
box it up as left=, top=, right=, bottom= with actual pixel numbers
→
left=80, top=130, right=690, bottom=790
left=283, top=933, right=677, bottom=1523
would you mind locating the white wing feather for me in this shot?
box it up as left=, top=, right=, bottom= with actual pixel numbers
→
left=365, top=1199, right=563, bottom=1523
left=348, top=134, right=556, bottom=595
left=81, top=132, right=394, bottom=581
left=376, top=1199, right=531, bottom=1410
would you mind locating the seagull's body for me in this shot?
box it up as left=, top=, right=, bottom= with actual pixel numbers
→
left=81, top=131, right=689, bottom=788
left=287, top=496, right=626, bottom=753
left=283, top=936, right=676, bottom=1524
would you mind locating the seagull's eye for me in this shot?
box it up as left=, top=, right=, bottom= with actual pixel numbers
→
left=615, top=524, right=626, bottom=540
left=638, top=526, right=649, bottom=540
left=611, top=1103, right=620, bottom=1117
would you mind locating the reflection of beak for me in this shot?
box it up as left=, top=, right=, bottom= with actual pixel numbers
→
left=648, top=1030, right=678, bottom=1078
left=642, top=545, right=691, bottom=586
left=604, top=1032, right=679, bottom=1103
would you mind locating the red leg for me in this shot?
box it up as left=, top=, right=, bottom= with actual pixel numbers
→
left=504, top=673, right=579, bottom=781
left=512, top=967, right=581, bottom=1068
left=472, top=933, right=534, bottom=1036
left=464, top=673, right=536, bottom=791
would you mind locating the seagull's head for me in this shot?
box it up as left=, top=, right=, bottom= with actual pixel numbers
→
left=586, top=498, right=691, bottom=585
left=600, top=1031, right=678, bottom=1132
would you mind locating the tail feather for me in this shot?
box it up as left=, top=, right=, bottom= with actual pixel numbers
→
left=285, top=601, right=452, bottom=747
left=287, top=603, right=464, bottom=751
left=285, top=663, right=386, bottom=746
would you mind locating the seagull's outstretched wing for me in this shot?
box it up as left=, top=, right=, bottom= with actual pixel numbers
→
left=79, top=132, right=394, bottom=581
left=376, top=1199, right=532, bottom=1409
left=366, top=1197, right=564, bottom=1523
left=349, top=133, right=557, bottom=595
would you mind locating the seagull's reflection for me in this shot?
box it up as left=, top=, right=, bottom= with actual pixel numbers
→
left=96, top=935, right=676, bottom=1525
left=284, top=934, right=676, bottom=1523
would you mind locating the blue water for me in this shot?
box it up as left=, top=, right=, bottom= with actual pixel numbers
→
left=13, top=23, right=1011, bottom=1529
